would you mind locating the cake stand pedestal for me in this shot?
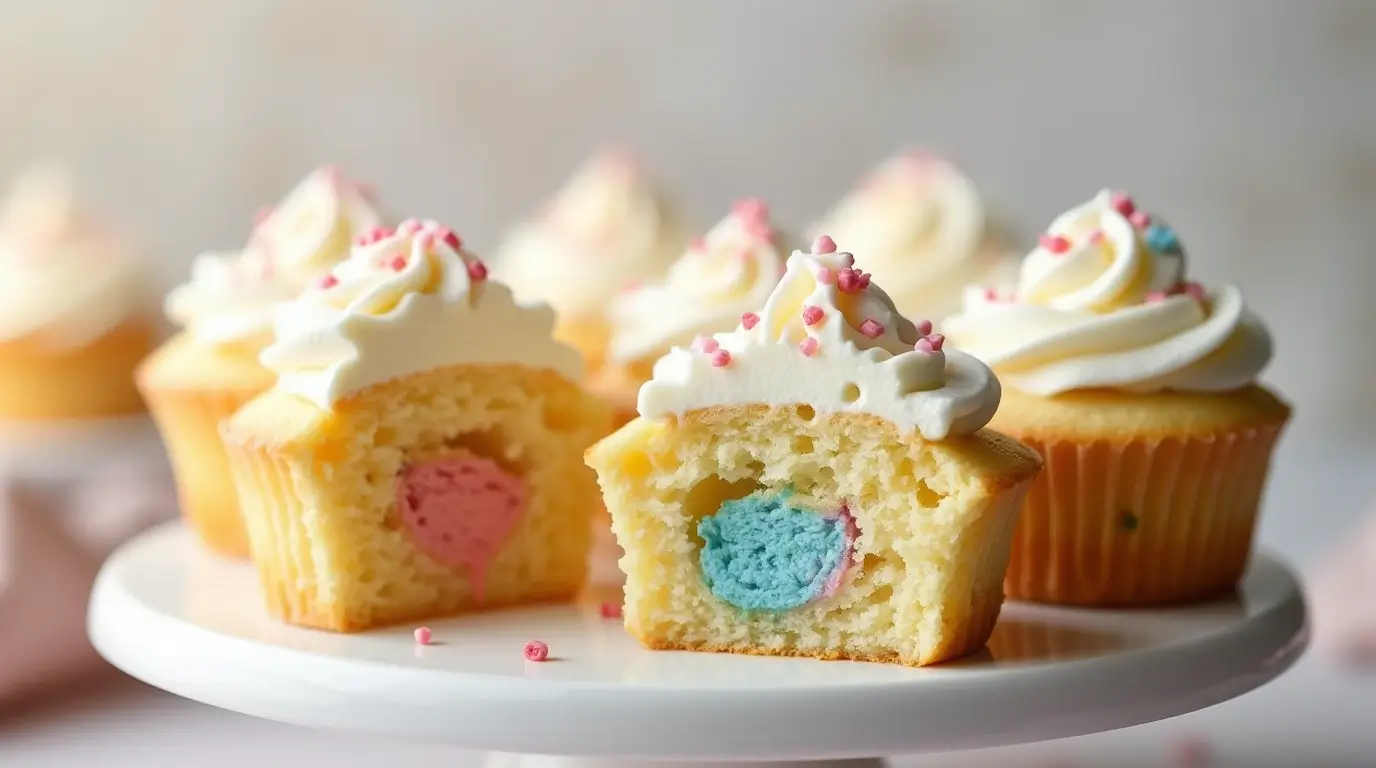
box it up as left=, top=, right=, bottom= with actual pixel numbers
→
left=88, top=523, right=1306, bottom=767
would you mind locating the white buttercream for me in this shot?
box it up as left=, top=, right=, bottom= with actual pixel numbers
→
left=494, top=151, right=687, bottom=321
left=165, top=167, right=384, bottom=348
left=0, top=167, right=148, bottom=348
left=810, top=152, right=1015, bottom=319
left=262, top=220, right=582, bottom=407
left=637, top=243, right=1001, bottom=441
left=943, top=190, right=1273, bottom=396
left=608, top=201, right=785, bottom=363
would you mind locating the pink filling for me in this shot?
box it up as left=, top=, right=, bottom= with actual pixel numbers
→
left=396, top=456, right=528, bottom=603
left=821, top=506, right=860, bottom=598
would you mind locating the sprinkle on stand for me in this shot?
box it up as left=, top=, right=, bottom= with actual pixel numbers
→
left=414, top=627, right=432, bottom=645
left=524, top=640, right=549, bottom=662
left=802, top=305, right=825, bottom=326
left=740, top=312, right=760, bottom=330
left=599, top=602, right=622, bottom=619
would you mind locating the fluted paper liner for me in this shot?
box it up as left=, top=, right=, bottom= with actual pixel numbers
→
left=1004, top=424, right=1284, bottom=605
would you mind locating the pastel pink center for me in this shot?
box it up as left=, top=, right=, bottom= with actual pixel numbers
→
left=396, top=457, right=528, bottom=603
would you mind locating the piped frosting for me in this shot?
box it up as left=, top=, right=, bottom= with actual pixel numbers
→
left=608, top=198, right=786, bottom=363
left=942, top=189, right=1273, bottom=395
left=637, top=236, right=1000, bottom=441
left=262, top=219, right=581, bottom=408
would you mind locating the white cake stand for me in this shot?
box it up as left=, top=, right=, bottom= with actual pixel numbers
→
left=88, top=523, right=1307, bottom=768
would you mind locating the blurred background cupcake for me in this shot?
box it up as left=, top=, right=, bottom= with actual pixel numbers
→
left=810, top=151, right=1016, bottom=322
left=138, top=167, right=385, bottom=558
left=494, top=149, right=690, bottom=373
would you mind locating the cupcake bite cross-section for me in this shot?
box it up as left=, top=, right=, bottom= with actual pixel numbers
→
left=222, top=219, right=611, bottom=632
left=586, top=236, right=1042, bottom=667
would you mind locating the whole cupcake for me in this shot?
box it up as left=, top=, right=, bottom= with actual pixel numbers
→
left=592, top=198, right=789, bottom=423
left=0, top=167, right=156, bottom=421
left=494, top=149, right=689, bottom=371
left=811, top=151, right=1016, bottom=321
left=138, top=167, right=384, bottom=557
left=942, top=189, right=1289, bottom=606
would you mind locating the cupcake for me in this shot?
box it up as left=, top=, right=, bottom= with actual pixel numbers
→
left=138, top=167, right=383, bottom=557
left=221, top=219, right=611, bottom=631
left=810, top=151, right=1016, bottom=321
left=585, top=235, right=1041, bottom=666
left=942, top=189, right=1289, bottom=606
left=0, top=167, right=156, bottom=421
left=494, top=150, right=689, bottom=371
left=593, top=198, right=788, bottom=423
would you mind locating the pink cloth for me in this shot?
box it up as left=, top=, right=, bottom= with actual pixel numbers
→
left=1311, top=498, right=1376, bottom=664
left=0, top=424, right=176, bottom=709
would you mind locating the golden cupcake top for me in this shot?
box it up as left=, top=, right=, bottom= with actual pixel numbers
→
left=810, top=151, right=1016, bottom=319
left=165, top=166, right=384, bottom=349
left=0, top=166, right=148, bottom=348
left=262, top=218, right=582, bottom=407
left=637, top=235, right=1001, bottom=441
left=494, top=149, right=689, bottom=322
left=608, top=199, right=787, bottom=364
left=942, top=189, right=1274, bottom=396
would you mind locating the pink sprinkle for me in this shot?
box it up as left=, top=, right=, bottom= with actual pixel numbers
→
left=927, top=333, right=945, bottom=351
left=915, top=338, right=935, bottom=353
left=399, top=218, right=424, bottom=236
left=732, top=197, right=768, bottom=222
left=692, top=335, right=720, bottom=353
left=1129, top=210, right=1152, bottom=229
left=916, top=319, right=933, bottom=335
left=690, top=235, right=707, bottom=251
left=1145, top=290, right=1166, bottom=303
left=318, top=274, right=338, bottom=290
left=812, top=235, right=838, bottom=254
left=798, top=337, right=820, bottom=357
left=1183, top=281, right=1207, bottom=300
left=1039, top=233, right=1071, bottom=254
left=710, top=349, right=732, bottom=367
left=524, top=640, right=549, bottom=662
left=983, top=287, right=1001, bottom=302
left=1089, top=229, right=1107, bottom=244
left=837, top=268, right=871, bottom=294
left=253, top=206, right=273, bottom=226
left=740, top=312, right=760, bottom=330
left=417, top=231, right=437, bottom=249
left=599, top=602, right=622, bottom=619
left=414, top=627, right=432, bottom=645
left=859, top=319, right=885, bottom=338
left=467, top=260, right=489, bottom=282
left=390, top=256, right=407, bottom=271
left=439, top=227, right=463, bottom=249
left=1110, top=192, right=1136, bottom=216
left=813, top=266, right=835, bottom=285
left=802, top=305, right=825, bottom=326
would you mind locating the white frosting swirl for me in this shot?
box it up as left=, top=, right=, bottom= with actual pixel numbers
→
left=0, top=167, right=148, bottom=348
left=494, top=151, right=688, bottom=321
left=608, top=200, right=785, bottom=363
left=637, top=238, right=1000, bottom=441
left=262, top=220, right=582, bottom=408
left=165, top=167, right=384, bottom=348
left=811, top=152, right=1015, bottom=319
left=942, top=190, right=1273, bottom=396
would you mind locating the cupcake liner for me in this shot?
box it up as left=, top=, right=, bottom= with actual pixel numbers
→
left=142, top=385, right=260, bottom=558
left=0, top=320, right=153, bottom=421
left=1004, top=423, right=1285, bottom=605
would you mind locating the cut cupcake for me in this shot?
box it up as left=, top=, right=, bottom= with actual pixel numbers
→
left=222, top=219, right=611, bottom=631
left=0, top=166, right=156, bottom=421
left=495, top=149, right=688, bottom=371
left=811, top=151, right=1016, bottom=321
left=943, top=190, right=1290, bottom=606
left=139, top=166, right=383, bottom=557
left=586, top=235, right=1041, bottom=666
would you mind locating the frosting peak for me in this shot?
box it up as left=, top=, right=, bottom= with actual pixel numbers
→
left=166, top=166, right=384, bottom=349
left=637, top=236, right=1001, bottom=441
left=262, top=219, right=581, bottom=408
left=608, top=199, right=787, bottom=363
left=943, top=190, right=1273, bottom=396
left=495, top=150, right=687, bottom=321
left=0, top=166, right=147, bottom=348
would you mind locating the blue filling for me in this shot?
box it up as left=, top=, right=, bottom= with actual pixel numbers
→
left=697, top=492, right=849, bottom=612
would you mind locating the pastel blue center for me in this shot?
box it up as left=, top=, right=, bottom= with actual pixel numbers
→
left=697, top=492, right=848, bottom=612
left=1144, top=223, right=1183, bottom=255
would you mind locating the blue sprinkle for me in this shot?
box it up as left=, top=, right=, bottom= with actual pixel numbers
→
left=1144, top=224, right=1183, bottom=255
left=698, top=492, right=851, bottom=612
